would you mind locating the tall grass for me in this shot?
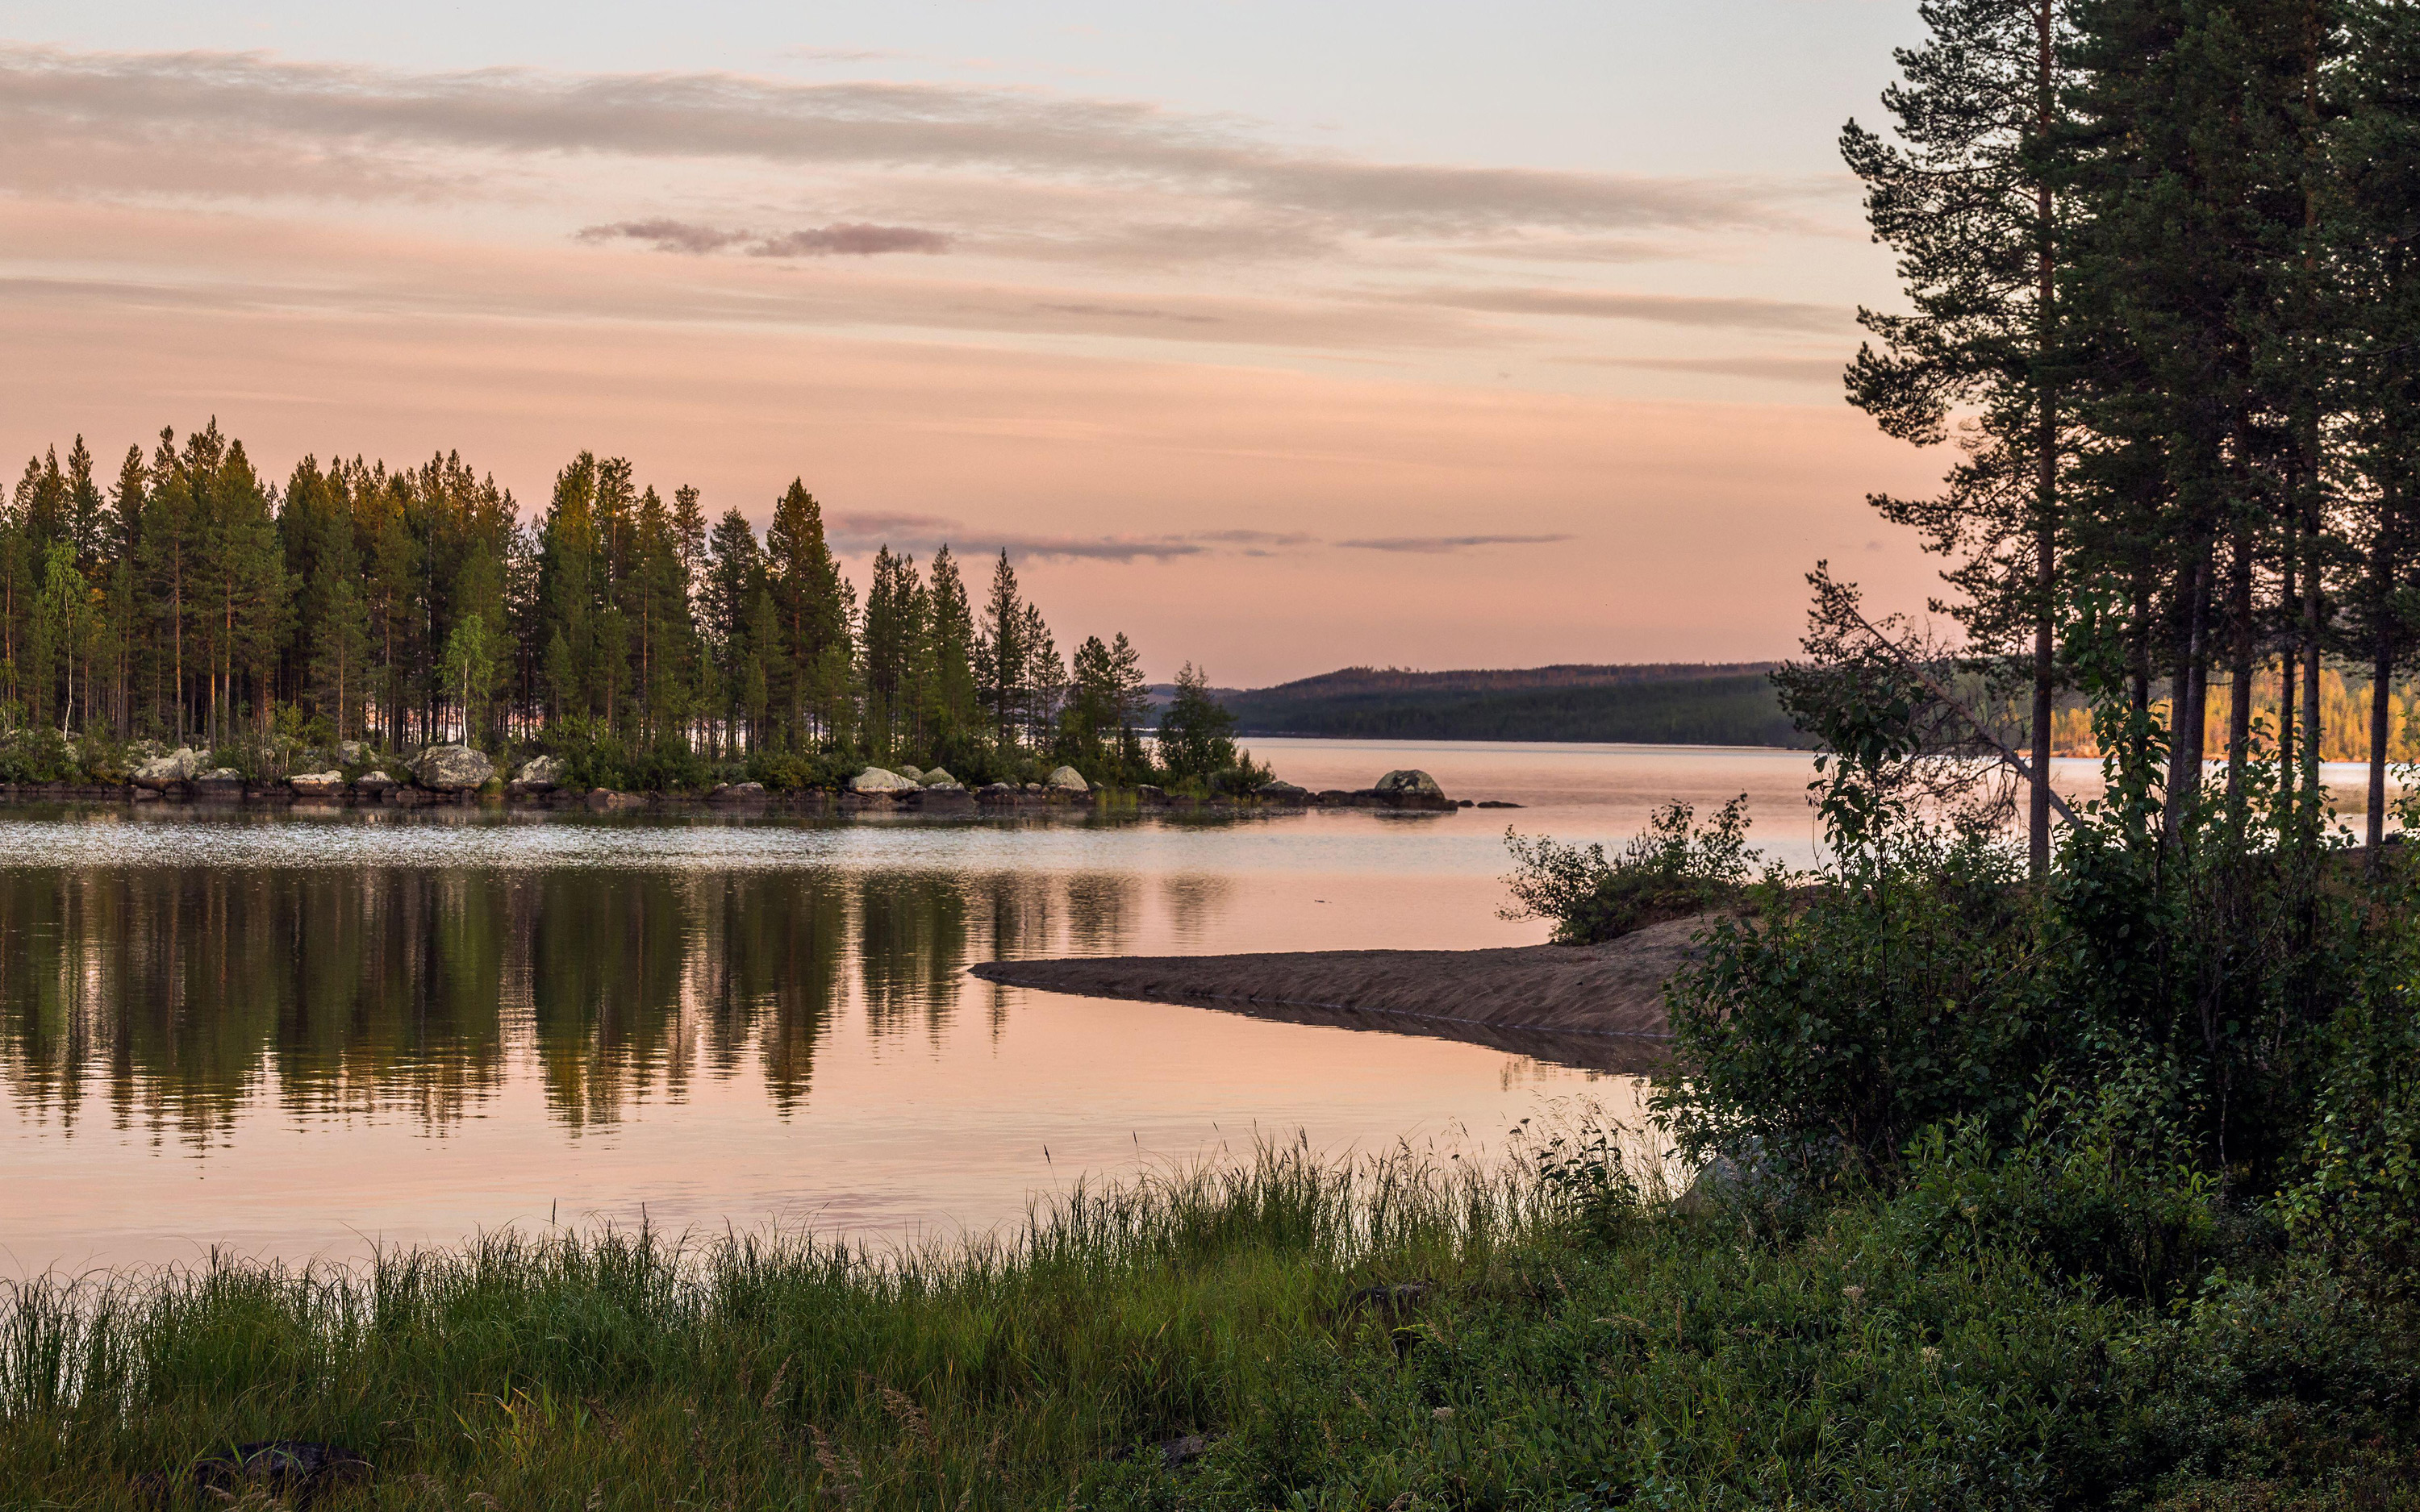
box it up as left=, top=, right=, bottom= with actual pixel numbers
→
left=8, top=1126, right=2414, bottom=1509
left=0, top=1139, right=1559, bottom=1509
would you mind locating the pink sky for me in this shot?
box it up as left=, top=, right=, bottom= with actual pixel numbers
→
left=0, top=11, right=1951, bottom=686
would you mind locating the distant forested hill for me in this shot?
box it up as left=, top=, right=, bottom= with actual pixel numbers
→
left=1200, top=664, right=1810, bottom=748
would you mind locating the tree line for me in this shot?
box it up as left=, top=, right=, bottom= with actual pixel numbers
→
left=0, top=423, right=1250, bottom=788
left=1846, top=0, right=2420, bottom=867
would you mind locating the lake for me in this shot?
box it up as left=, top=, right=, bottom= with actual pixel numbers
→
left=0, top=740, right=2364, bottom=1273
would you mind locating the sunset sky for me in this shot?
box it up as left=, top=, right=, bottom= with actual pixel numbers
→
left=1, top=1, right=1951, bottom=686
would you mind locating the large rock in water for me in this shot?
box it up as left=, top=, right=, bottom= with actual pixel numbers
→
left=512, top=754, right=565, bottom=791
left=1045, top=765, right=1089, bottom=793
left=850, top=767, right=916, bottom=793
left=413, top=744, right=494, bottom=792
left=131, top=747, right=206, bottom=789
left=1375, top=768, right=1446, bottom=802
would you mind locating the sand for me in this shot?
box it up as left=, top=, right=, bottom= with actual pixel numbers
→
left=968, top=913, right=1715, bottom=1073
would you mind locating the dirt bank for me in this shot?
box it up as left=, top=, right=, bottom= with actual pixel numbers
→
left=970, top=914, right=1713, bottom=1073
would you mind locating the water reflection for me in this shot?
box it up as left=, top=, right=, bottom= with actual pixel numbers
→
left=0, top=864, right=1140, bottom=1142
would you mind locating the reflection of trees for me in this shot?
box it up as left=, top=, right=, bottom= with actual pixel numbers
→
left=0, top=868, right=511, bottom=1143
left=1160, top=873, right=1233, bottom=945
left=857, top=872, right=969, bottom=1042
left=0, top=863, right=1176, bottom=1138
left=702, top=873, right=847, bottom=1114
left=1063, top=873, right=1142, bottom=956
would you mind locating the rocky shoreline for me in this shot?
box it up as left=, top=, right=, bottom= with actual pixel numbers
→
left=0, top=747, right=1521, bottom=817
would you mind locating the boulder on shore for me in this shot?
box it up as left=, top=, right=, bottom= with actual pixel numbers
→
left=288, top=770, right=346, bottom=796
left=921, top=768, right=958, bottom=789
left=1258, top=781, right=1309, bottom=801
left=353, top=770, right=398, bottom=795
left=131, top=747, right=206, bottom=790
left=1374, top=768, right=1445, bottom=802
left=850, top=767, right=916, bottom=793
left=1045, top=765, right=1090, bottom=793
left=413, top=744, right=495, bottom=792
left=512, top=754, right=565, bottom=791
left=894, top=764, right=926, bottom=785
left=337, top=740, right=369, bottom=765
left=708, top=781, right=768, bottom=803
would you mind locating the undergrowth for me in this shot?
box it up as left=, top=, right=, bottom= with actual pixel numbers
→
left=6, top=1126, right=2418, bottom=1510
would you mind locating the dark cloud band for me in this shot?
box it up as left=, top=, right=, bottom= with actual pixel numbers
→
left=576, top=219, right=950, bottom=256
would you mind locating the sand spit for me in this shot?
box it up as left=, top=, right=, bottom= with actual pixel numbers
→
left=970, top=914, right=1715, bottom=1074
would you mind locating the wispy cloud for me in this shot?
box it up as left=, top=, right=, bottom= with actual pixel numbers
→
left=1411, top=286, right=1843, bottom=333
left=576, top=219, right=950, bottom=256
left=1031, top=301, right=1219, bottom=325
left=826, top=515, right=1333, bottom=562
left=0, top=44, right=1816, bottom=239
left=1337, top=533, right=1575, bottom=553
left=1556, top=353, right=1846, bottom=383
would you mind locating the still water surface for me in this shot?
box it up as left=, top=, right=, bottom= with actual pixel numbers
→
left=0, top=740, right=2309, bottom=1272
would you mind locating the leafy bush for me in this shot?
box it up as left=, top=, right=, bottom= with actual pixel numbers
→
left=0, top=726, right=80, bottom=784
left=743, top=748, right=860, bottom=793
left=1500, top=794, right=1759, bottom=944
left=1659, top=825, right=2046, bottom=1182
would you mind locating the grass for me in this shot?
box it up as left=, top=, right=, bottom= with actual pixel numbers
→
left=3, top=1130, right=2417, bottom=1510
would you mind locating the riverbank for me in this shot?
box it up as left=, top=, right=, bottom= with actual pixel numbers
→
left=970, top=913, right=1704, bottom=1060
left=5, top=1138, right=2402, bottom=1510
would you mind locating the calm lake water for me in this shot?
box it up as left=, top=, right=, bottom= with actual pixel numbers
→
left=0, top=740, right=2369, bottom=1272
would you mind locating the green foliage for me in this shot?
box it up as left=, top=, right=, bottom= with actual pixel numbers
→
left=0, top=725, right=81, bottom=784
left=2281, top=952, right=2420, bottom=1300
left=742, top=747, right=861, bottom=793
left=1663, top=825, right=2049, bottom=1185
left=10, top=1127, right=2418, bottom=1510
left=1500, top=795, right=1760, bottom=945
left=2, top=427, right=1199, bottom=792
left=1154, top=663, right=1267, bottom=793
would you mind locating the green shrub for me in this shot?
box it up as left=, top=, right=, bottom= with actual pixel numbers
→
left=744, top=748, right=859, bottom=793
left=1500, top=794, right=1759, bottom=944
left=0, top=726, right=80, bottom=783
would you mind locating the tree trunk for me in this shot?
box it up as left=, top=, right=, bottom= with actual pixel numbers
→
left=2281, top=522, right=2298, bottom=806
left=2166, top=545, right=2213, bottom=835
left=2226, top=529, right=2254, bottom=807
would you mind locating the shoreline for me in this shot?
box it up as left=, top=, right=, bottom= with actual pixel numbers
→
left=0, top=782, right=1491, bottom=817
left=969, top=913, right=1709, bottom=1070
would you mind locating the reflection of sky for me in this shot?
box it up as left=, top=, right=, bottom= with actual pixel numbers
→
left=4, top=740, right=1696, bottom=1274
left=10, top=737, right=2386, bottom=1273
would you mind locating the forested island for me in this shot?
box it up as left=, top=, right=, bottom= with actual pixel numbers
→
left=0, top=431, right=1276, bottom=798
left=1218, top=663, right=1808, bottom=746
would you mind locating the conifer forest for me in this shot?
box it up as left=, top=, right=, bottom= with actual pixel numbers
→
left=1842, top=0, right=2420, bottom=864
left=0, top=427, right=1243, bottom=789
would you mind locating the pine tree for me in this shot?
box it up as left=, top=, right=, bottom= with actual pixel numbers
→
left=2067, top=0, right=2326, bottom=828
left=536, top=454, right=601, bottom=730
left=922, top=545, right=978, bottom=763
left=1157, top=662, right=1240, bottom=785
left=766, top=480, right=850, bottom=745
left=1844, top=0, right=2076, bottom=872
left=2336, top=0, right=2420, bottom=846
left=977, top=551, right=1028, bottom=753
left=1109, top=631, right=1150, bottom=776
